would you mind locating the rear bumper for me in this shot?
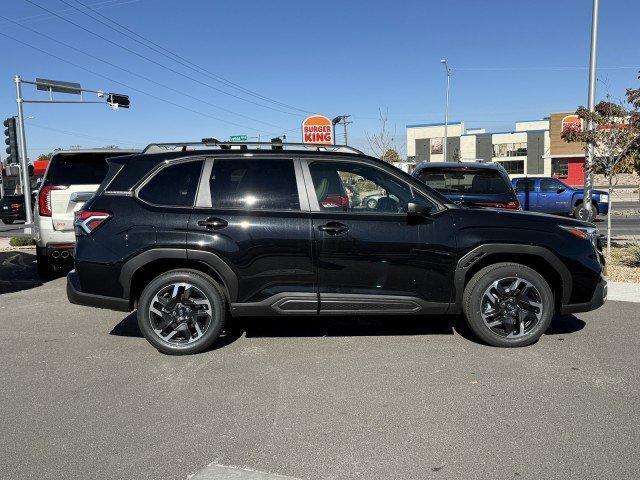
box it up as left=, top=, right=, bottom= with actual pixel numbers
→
left=67, top=270, right=131, bottom=312
left=0, top=211, right=23, bottom=220
left=560, top=276, right=607, bottom=314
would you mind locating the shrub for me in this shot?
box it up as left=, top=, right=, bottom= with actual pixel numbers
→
left=9, top=236, right=35, bottom=247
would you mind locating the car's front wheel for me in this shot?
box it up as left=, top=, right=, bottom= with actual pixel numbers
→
left=137, top=270, right=226, bottom=355
left=462, top=263, right=554, bottom=347
left=573, top=202, right=596, bottom=221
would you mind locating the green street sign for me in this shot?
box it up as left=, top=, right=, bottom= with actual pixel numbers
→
left=229, top=135, right=247, bottom=141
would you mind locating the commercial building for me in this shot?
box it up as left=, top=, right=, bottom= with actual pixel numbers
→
left=407, top=119, right=551, bottom=176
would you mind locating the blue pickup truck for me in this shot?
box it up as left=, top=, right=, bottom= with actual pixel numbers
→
left=511, top=177, right=609, bottom=220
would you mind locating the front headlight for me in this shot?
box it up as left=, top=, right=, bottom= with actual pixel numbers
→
left=559, top=224, right=598, bottom=240
left=599, top=194, right=609, bottom=203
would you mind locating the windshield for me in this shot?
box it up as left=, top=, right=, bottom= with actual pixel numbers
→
left=416, top=168, right=511, bottom=195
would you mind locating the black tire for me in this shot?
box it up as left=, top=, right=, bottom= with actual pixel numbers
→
left=137, top=269, right=226, bottom=355
left=2, top=219, right=14, bottom=224
left=573, top=202, right=596, bottom=221
left=36, top=248, right=53, bottom=280
left=462, top=263, right=554, bottom=348
left=366, top=198, right=377, bottom=210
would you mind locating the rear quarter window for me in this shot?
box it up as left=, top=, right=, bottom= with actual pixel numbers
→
left=138, top=160, right=203, bottom=207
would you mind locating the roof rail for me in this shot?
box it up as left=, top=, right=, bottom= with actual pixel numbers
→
left=141, top=138, right=365, bottom=155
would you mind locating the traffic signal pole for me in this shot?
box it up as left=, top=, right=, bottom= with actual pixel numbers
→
left=15, top=75, right=33, bottom=224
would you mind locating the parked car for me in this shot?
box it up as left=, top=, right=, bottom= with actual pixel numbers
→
left=412, top=162, right=520, bottom=209
left=33, top=148, right=139, bottom=277
left=67, top=141, right=606, bottom=354
left=0, top=194, right=26, bottom=224
left=344, top=184, right=361, bottom=208
left=512, top=177, right=609, bottom=220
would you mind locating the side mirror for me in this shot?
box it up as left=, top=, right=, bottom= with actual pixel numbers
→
left=557, top=187, right=566, bottom=194
left=407, top=202, right=431, bottom=218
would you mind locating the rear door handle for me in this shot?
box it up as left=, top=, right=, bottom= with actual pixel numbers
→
left=318, top=222, right=349, bottom=235
left=197, top=217, right=228, bottom=229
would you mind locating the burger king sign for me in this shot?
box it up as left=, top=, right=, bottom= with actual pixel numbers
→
left=302, top=115, right=333, bottom=144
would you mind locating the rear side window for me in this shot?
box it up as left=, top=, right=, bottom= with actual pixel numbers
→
left=45, top=152, right=114, bottom=185
left=209, top=158, right=300, bottom=210
left=416, top=168, right=511, bottom=195
left=138, top=160, right=203, bottom=207
left=514, top=179, right=535, bottom=192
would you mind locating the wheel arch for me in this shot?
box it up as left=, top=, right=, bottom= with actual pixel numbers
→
left=120, top=248, right=239, bottom=307
left=452, top=244, right=572, bottom=313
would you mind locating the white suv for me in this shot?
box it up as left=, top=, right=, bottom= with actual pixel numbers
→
left=33, top=148, right=139, bottom=277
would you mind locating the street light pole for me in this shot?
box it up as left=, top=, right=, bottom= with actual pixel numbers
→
left=15, top=75, right=33, bottom=224
left=584, top=0, right=599, bottom=220
left=441, top=59, right=452, bottom=161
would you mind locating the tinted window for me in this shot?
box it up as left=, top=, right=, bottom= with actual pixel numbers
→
left=540, top=178, right=565, bottom=192
left=515, top=179, right=535, bottom=193
left=309, top=161, right=433, bottom=213
left=139, top=160, right=203, bottom=207
left=209, top=159, right=300, bottom=210
left=46, top=152, right=116, bottom=185
left=416, top=168, right=511, bottom=195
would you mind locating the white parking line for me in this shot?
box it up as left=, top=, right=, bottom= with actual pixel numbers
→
left=189, top=463, right=301, bottom=480
left=607, top=282, right=640, bottom=303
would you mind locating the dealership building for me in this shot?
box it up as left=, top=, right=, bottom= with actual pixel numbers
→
left=406, top=113, right=591, bottom=185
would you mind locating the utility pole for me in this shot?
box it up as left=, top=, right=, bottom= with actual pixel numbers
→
left=15, top=75, right=33, bottom=224
left=332, top=115, right=352, bottom=145
left=440, top=59, right=453, bottom=161
left=583, top=0, right=599, bottom=220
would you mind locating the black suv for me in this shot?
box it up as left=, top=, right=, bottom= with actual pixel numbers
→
left=67, top=141, right=606, bottom=354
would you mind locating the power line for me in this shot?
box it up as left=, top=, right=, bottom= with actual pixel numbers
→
left=0, top=0, right=142, bottom=25
left=29, top=122, right=141, bottom=144
left=0, top=30, right=288, bottom=135
left=0, top=13, right=287, bottom=130
left=456, top=65, right=640, bottom=71
left=69, top=0, right=313, bottom=115
left=23, top=0, right=306, bottom=117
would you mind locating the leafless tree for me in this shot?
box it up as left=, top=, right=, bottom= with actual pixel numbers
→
left=365, top=108, right=399, bottom=162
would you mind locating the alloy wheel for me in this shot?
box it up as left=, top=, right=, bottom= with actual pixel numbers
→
left=480, top=277, right=543, bottom=338
left=148, top=282, right=213, bottom=345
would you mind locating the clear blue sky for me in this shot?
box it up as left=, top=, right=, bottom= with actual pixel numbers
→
left=1, top=0, right=639, bottom=159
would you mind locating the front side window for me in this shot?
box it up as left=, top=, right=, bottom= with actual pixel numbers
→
left=515, top=179, right=535, bottom=193
left=416, top=168, right=511, bottom=195
left=209, top=158, right=300, bottom=210
left=138, top=160, right=203, bottom=207
left=309, top=161, right=433, bottom=214
left=540, top=178, right=565, bottom=192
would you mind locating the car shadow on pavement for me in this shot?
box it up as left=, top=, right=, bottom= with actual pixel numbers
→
left=0, top=251, right=42, bottom=294
left=109, top=312, right=586, bottom=352
left=110, top=312, right=455, bottom=351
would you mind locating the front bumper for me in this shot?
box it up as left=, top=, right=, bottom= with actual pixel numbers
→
left=67, top=270, right=131, bottom=312
left=560, top=276, right=607, bottom=314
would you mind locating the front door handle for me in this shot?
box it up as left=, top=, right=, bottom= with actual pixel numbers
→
left=197, top=217, right=228, bottom=229
left=318, top=221, right=349, bottom=235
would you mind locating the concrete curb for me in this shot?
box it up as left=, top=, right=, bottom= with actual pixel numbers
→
left=607, top=281, right=640, bottom=303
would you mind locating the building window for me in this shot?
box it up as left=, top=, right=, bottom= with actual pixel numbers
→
left=552, top=159, right=569, bottom=177
left=492, top=142, right=527, bottom=158
left=495, top=160, right=524, bottom=174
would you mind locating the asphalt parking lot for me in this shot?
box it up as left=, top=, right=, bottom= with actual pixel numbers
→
left=1, top=250, right=639, bottom=480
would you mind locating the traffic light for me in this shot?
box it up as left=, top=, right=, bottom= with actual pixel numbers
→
left=107, top=93, right=130, bottom=109
left=3, top=117, right=18, bottom=164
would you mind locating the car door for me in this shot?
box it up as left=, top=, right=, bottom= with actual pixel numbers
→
left=187, top=156, right=316, bottom=313
left=513, top=178, right=537, bottom=211
left=538, top=178, right=570, bottom=213
left=302, top=157, right=455, bottom=314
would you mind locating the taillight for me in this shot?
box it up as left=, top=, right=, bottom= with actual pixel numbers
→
left=10, top=203, right=21, bottom=209
left=74, top=210, right=111, bottom=234
left=38, top=185, right=68, bottom=216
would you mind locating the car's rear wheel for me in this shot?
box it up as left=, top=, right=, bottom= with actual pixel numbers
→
left=463, top=263, right=554, bottom=347
left=366, top=198, right=378, bottom=209
left=573, top=202, right=597, bottom=221
left=137, top=270, right=226, bottom=355
left=36, top=248, right=53, bottom=279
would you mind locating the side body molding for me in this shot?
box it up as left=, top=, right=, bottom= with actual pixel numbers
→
left=119, top=248, right=239, bottom=302
left=452, top=243, right=572, bottom=309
